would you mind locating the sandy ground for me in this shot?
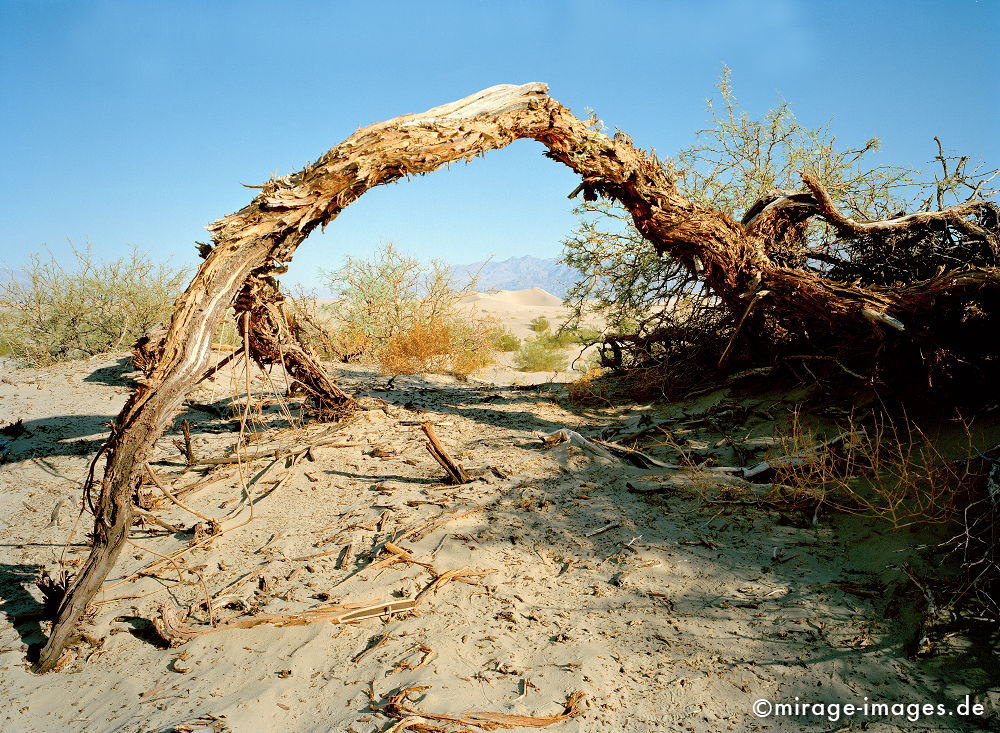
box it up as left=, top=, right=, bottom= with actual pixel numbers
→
left=0, top=291, right=998, bottom=732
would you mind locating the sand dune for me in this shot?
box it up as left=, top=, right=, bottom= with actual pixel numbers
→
left=460, top=287, right=564, bottom=308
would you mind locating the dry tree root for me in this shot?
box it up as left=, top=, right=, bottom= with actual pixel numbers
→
left=151, top=560, right=493, bottom=647
left=234, top=274, right=354, bottom=419
left=152, top=599, right=418, bottom=647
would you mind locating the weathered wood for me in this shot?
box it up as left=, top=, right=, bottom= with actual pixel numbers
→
left=36, top=81, right=1000, bottom=670
left=131, top=324, right=168, bottom=375
left=234, top=274, right=353, bottom=415
left=421, top=422, right=470, bottom=484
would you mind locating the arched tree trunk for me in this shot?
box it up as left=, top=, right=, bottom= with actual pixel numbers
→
left=36, top=82, right=1000, bottom=671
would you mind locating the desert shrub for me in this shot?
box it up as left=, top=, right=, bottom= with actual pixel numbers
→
left=380, top=317, right=495, bottom=377
left=566, top=325, right=602, bottom=345
left=492, top=328, right=521, bottom=352
left=319, top=243, right=498, bottom=375
left=567, top=366, right=613, bottom=405
left=528, top=316, right=550, bottom=334
left=280, top=290, right=344, bottom=360
left=766, top=407, right=999, bottom=627
left=0, top=245, right=189, bottom=366
left=548, top=328, right=578, bottom=348
left=515, top=333, right=569, bottom=372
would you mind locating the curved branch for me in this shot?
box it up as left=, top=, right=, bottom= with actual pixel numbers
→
left=802, top=171, right=999, bottom=249
left=36, top=83, right=564, bottom=672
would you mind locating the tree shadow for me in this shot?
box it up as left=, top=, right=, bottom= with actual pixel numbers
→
left=0, top=562, right=47, bottom=651
left=81, top=356, right=138, bottom=387
left=0, top=414, right=115, bottom=465
left=359, top=382, right=579, bottom=435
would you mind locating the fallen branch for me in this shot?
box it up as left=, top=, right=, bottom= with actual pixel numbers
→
left=154, top=561, right=496, bottom=648
left=392, top=506, right=484, bottom=544
left=383, top=687, right=586, bottom=731
left=369, top=542, right=435, bottom=572
left=539, top=429, right=618, bottom=462
left=741, top=430, right=866, bottom=481
left=415, top=566, right=495, bottom=601
left=190, top=430, right=358, bottom=466
left=145, top=464, right=219, bottom=524
left=540, top=428, right=676, bottom=468
left=421, top=422, right=470, bottom=484
left=152, top=599, right=418, bottom=647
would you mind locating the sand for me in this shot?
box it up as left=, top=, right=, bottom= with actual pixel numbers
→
left=0, top=292, right=997, bottom=732
left=461, top=288, right=582, bottom=340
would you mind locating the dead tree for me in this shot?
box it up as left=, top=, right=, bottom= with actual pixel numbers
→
left=36, top=82, right=1000, bottom=671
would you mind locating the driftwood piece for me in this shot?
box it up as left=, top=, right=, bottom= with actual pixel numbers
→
left=540, top=428, right=679, bottom=469
left=153, top=599, right=417, bottom=647
left=542, top=427, right=864, bottom=484
left=384, top=687, right=586, bottom=731
left=740, top=430, right=865, bottom=481
left=421, top=422, right=470, bottom=484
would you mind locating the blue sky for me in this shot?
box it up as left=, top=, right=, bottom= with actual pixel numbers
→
left=2, top=0, right=998, bottom=290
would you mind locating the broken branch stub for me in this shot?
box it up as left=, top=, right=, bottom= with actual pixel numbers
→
left=421, top=422, right=471, bottom=484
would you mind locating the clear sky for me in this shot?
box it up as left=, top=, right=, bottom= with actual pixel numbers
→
left=2, top=0, right=998, bottom=290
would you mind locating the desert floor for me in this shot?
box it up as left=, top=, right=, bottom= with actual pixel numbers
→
left=0, top=291, right=997, bottom=732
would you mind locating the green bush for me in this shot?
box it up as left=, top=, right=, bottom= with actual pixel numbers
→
left=608, top=316, right=639, bottom=336
left=0, top=245, right=189, bottom=366
left=514, top=333, right=569, bottom=372
left=528, top=316, right=551, bottom=334
left=567, top=325, right=602, bottom=345
left=492, top=328, right=521, bottom=352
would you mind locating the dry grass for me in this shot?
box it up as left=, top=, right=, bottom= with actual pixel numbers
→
left=768, top=408, right=981, bottom=528
left=567, top=367, right=613, bottom=406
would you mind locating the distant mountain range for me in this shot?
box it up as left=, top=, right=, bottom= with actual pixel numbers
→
left=0, top=260, right=579, bottom=300
left=453, top=255, right=576, bottom=298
